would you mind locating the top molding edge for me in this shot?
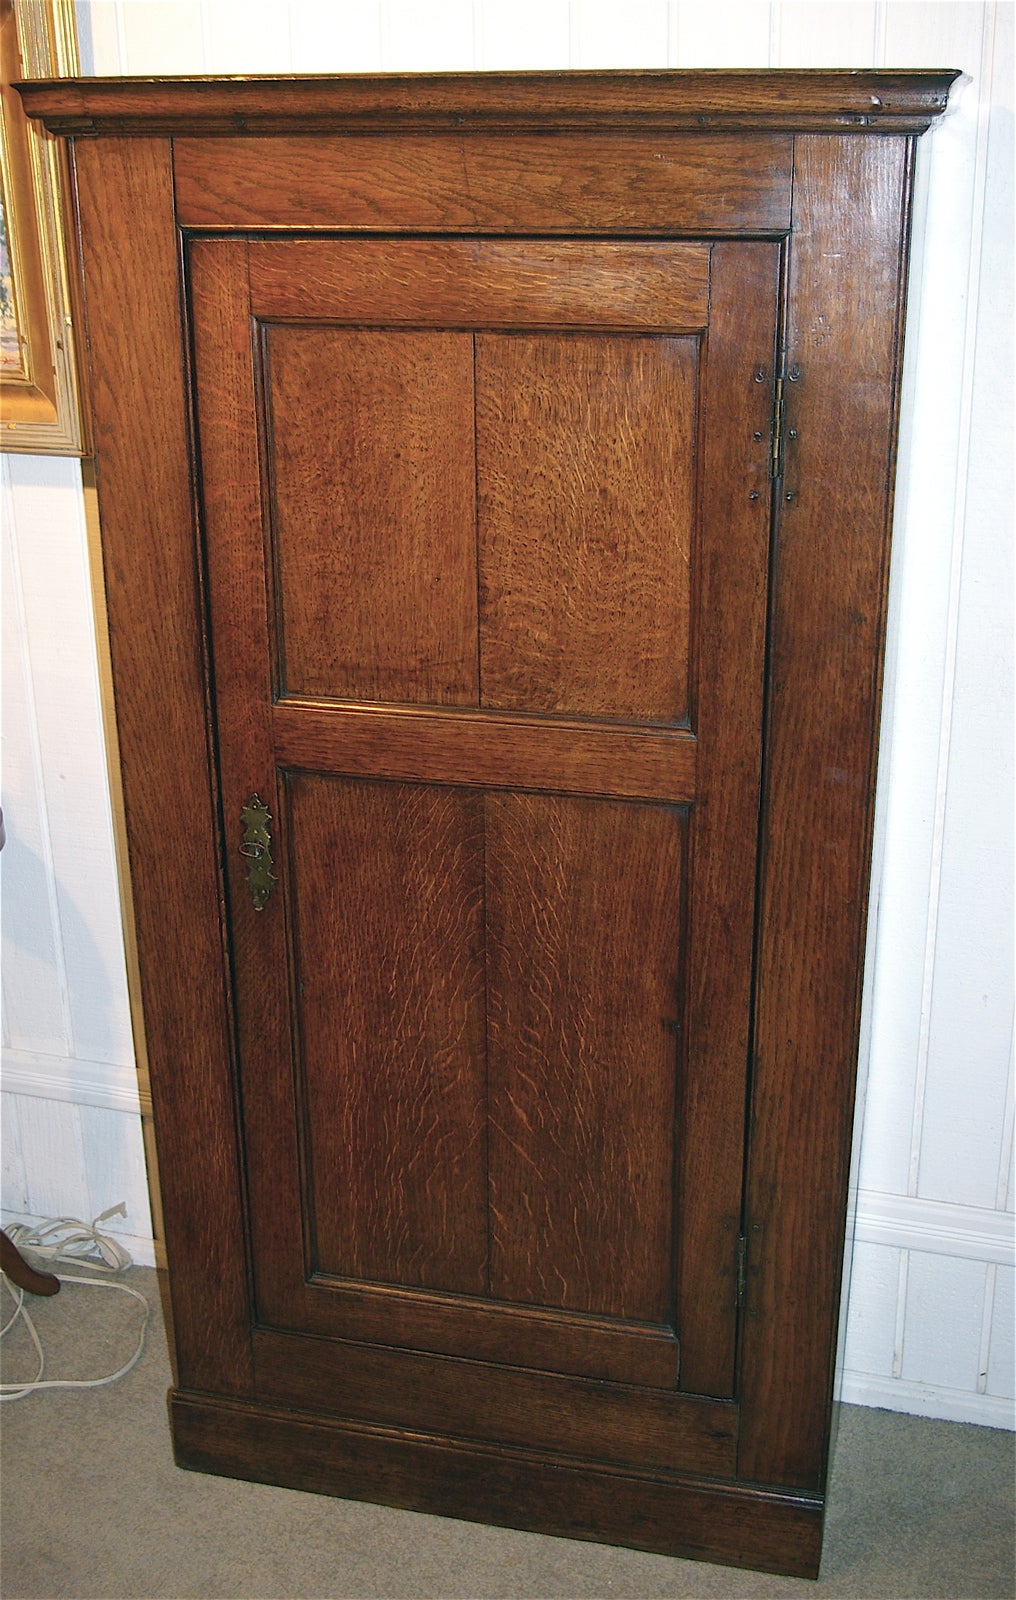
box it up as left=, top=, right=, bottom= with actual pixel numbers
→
left=15, top=69, right=960, bottom=138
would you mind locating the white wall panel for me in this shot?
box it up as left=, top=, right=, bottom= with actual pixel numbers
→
left=118, top=0, right=204, bottom=74
left=289, top=1, right=383, bottom=73
left=673, top=2, right=771, bottom=68
left=2, top=469, right=67, bottom=1059
left=901, top=1253, right=988, bottom=1393
left=985, top=1265, right=1014, bottom=1399
left=476, top=0, right=570, bottom=69
left=776, top=1, right=881, bottom=66
left=572, top=0, right=669, bottom=67
left=1, top=1099, right=29, bottom=1214
left=915, top=3, right=1013, bottom=1210
left=2, top=458, right=133, bottom=1068
left=839, top=1241, right=900, bottom=1379
left=78, top=1102, right=152, bottom=1241
left=12, top=1095, right=91, bottom=1223
left=203, top=0, right=293, bottom=72
left=382, top=0, right=476, bottom=70
left=855, top=0, right=1000, bottom=1206
left=5, top=0, right=1011, bottom=1429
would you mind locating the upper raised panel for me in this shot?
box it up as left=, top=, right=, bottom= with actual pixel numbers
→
left=477, top=333, right=697, bottom=725
left=174, top=133, right=793, bottom=234
left=264, top=323, right=478, bottom=706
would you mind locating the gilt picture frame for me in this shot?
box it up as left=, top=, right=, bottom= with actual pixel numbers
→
left=0, top=0, right=86, bottom=454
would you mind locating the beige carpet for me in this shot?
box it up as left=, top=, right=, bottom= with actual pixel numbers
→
left=1, top=1267, right=1012, bottom=1599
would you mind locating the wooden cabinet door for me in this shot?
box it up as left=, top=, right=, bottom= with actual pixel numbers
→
left=189, top=235, right=780, bottom=1464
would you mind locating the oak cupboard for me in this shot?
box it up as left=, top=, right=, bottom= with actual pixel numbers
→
left=19, top=70, right=957, bottom=1579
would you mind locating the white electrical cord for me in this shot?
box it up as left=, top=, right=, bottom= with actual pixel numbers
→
left=0, top=1207, right=150, bottom=1402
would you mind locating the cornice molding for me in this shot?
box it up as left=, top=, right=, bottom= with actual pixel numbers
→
left=16, top=69, right=960, bottom=139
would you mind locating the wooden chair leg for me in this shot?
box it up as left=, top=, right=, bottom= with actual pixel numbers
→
left=1, top=1228, right=60, bottom=1296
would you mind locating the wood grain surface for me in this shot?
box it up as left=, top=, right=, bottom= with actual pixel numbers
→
left=290, top=775, right=487, bottom=1295
left=487, top=793, right=684, bottom=1323
left=171, top=1389, right=822, bottom=1578
left=251, top=1327, right=727, bottom=1474
left=265, top=325, right=477, bottom=704
left=250, top=238, right=709, bottom=330
left=477, top=334, right=695, bottom=723
left=272, top=702, right=697, bottom=803
left=673, top=240, right=781, bottom=1396
left=48, top=68, right=952, bottom=1577
left=73, top=146, right=254, bottom=1398
left=20, top=69, right=957, bottom=137
left=739, top=135, right=913, bottom=1490
left=172, top=132, right=793, bottom=233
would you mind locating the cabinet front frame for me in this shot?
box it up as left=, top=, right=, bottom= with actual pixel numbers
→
left=27, top=77, right=942, bottom=1574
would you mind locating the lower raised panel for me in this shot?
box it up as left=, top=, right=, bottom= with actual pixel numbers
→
left=170, top=1389, right=824, bottom=1578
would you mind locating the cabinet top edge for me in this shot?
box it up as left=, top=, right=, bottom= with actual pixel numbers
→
left=15, top=69, right=961, bottom=138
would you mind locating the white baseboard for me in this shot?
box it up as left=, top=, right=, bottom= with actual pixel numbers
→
left=840, top=1370, right=1015, bottom=1430
left=1, top=1049, right=148, bottom=1115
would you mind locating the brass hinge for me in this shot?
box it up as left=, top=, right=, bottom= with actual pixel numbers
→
left=770, top=373, right=786, bottom=481
left=735, top=1233, right=748, bottom=1307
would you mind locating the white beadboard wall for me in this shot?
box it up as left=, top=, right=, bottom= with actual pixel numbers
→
left=1, top=0, right=1012, bottom=1427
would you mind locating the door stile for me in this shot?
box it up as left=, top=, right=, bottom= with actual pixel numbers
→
left=739, top=135, right=916, bottom=1489
left=71, top=144, right=257, bottom=1400
left=188, top=236, right=304, bottom=1325
left=675, top=240, right=782, bottom=1397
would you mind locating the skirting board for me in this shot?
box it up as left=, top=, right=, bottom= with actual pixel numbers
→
left=840, top=1374, right=1015, bottom=1430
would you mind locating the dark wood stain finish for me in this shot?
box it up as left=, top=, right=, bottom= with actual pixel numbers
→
left=19, top=70, right=958, bottom=1580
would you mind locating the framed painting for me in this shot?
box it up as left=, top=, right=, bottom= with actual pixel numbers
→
left=1, top=0, right=86, bottom=454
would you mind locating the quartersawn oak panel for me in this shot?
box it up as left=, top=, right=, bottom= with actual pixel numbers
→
left=487, top=793, right=685, bottom=1323
left=477, top=334, right=696, bottom=724
left=288, top=773, right=487, bottom=1295
left=173, top=132, right=794, bottom=233
left=263, top=324, right=477, bottom=705
left=249, top=238, right=709, bottom=330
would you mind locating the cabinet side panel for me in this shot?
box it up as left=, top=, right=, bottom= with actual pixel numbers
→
left=740, top=134, right=913, bottom=1488
left=72, top=138, right=253, bottom=1394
